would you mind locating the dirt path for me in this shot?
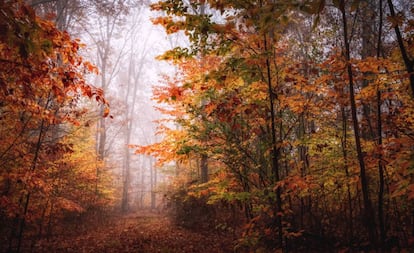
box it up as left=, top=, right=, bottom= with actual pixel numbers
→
left=34, top=211, right=235, bottom=253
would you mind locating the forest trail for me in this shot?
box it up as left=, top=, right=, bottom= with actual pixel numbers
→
left=33, top=211, right=234, bottom=253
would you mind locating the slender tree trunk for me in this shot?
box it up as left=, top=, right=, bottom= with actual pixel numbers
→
left=340, top=0, right=377, bottom=247
left=377, top=0, right=386, bottom=248
left=97, top=100, right=107, bottom=161
left=264, top=33, right=283, bottom=250
left=200, top=154, right=208, bottom=183
left=96, top=106, right=106, bottom=198
left=16, top=116, right=48, bottom=253
left=121, top=46, right=133, bottom=213
left=15, top=91, right=55, bottom=253
left=95, top=25, right=110, bottom=197
left=298, top=112, right=309, bottom=229
left=150, top=157, right=156, bottom=210
left=150, top=158, right=154, bottom=208
left=55, top=0, right=68, bottom=31
left=387, top=0, right=414, bottom=97
left=121, top=141, right=130, bottom=212
left=377, top=89, right=386, bottom=248
left=341, top=106, right=354, bottom=245
left=140, top=158, right=146, bottom=208
left=199, top=1, right=209, bottom=184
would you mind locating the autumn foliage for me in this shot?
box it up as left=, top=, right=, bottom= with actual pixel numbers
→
left=0, top=1, right=113, bottom=252
left=141, top=0, right=414, bottom=251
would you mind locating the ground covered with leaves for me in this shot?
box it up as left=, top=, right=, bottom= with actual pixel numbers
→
left=31, top=211, right=235, bottom=253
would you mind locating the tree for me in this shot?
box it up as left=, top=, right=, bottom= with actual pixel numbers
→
left=338, top=0, right=377, bottom=245
left=144, top=0, right=414, bottom=251
left=28, top=0, right=87, bottom=31
left=386, top=0, right=414, bottom=97
left=77, top=1, right=134, bottom=205
left=119, top=5, right=152, bottom=212
left=0, top=1, right=107, bottom=251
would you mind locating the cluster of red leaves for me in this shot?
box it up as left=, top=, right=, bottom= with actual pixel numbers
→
left=0, top=1, right=111, bottom=251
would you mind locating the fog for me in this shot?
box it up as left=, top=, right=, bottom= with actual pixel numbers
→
left=76, top=1, right=184, bottom=211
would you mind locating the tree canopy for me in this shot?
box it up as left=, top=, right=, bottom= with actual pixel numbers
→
left=139, top=0, right=414, bottom=251
left=0, top=1, right=111, bottom=252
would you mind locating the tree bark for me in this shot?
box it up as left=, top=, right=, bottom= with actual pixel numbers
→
left=200, top=154, right=208, bottom=183
left=377, top=0, right=386, bottom=248
left=341, top=106, right=354, bottom=245
left=264, top=33, right=283, bottom=250
left=387, top=0, right=414, bottom=97
left=199, top=1, right=209, bottom=184
left=340, top=0, right=377, bottom=247
left=150, top=157, right=157, bottom=209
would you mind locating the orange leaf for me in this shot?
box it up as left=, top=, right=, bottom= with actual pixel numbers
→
left=103, top=107, right=110, bottom=118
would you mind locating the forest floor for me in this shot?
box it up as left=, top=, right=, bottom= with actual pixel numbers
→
left=32, top=210, right=235, bottom=253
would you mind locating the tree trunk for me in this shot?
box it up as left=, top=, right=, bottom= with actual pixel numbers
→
left=387, top=0, right=414, bottom=97
left=341, top=106, right=354, bottom=245
left=264, top=32, right=283, bottom=249
left=198, top=1, right=209, bottom=184
left=16, top=116, right=48, bottom=253
left=340, top=0, right=377, bottom=247
left=376, top=0, right=386, bottom=247
left=150, top=157, right=156, bottom=210
left=200, top=154, right=208, bottom=183
left=139, top=158, right=146, bottom=208
left=121, top=143, right=130, bottom=212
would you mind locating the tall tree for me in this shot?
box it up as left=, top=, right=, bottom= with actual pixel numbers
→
left=78, top=1, right=133, bottom=201
left=120, top=5, right=151, bottom=212
left=338, top=0, right=377, bottom=245
left=143, top=0, right=414, bottom=251
left=0, top=1, right=107, bottom=251
left=387, top=0, right=414, bottom=97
